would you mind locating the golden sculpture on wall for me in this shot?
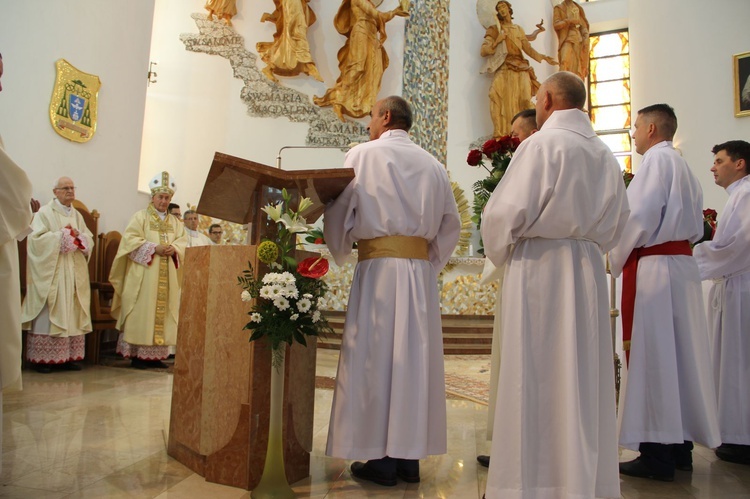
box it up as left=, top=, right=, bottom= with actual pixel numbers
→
left=257, top=0, right=323, bottom=83
left=205, top=0, right=237, bottom=25
left=313, top=0, right=409, bottom=121
left=553, top=0, right=590, bottom=80
left=477, top=0, right=557, bottom=137
left=49, top=59, right=101, bottom=143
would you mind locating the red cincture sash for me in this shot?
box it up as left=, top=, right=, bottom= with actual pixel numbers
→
left=621, top=240, right=692, bottom=366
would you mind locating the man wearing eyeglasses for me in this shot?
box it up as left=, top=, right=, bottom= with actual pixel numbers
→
left=21, top=176, right=94, bottom=373
left=208, top=224, right=223, bottom=245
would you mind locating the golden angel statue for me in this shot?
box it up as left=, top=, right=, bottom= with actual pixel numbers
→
left=257, top=0, right=323, bottom=82
left=313, top=0, right=409, bottom=121
left=205, top=0, right=238, bottom=26
left=553, top=0, right=590, bottom=80
left=477, top=0, right=557, bottom=137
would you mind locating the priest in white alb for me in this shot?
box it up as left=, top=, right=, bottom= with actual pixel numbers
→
left=693, top=140, right=750, bottom=465
left=109, top=171, right=187, bottom=369
left=21, top=176, right=93, bottom=373
left=324, top=96, right=460, bottom=487
left=482, top=72, right=629, bottom=499
left=183, top=210, right=212, bottom=247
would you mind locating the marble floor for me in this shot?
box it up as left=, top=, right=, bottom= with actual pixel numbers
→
left=2, top=350, right=749, bottom=498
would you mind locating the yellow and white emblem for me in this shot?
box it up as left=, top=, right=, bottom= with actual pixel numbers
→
left=49, top=59, right=101, bottom=143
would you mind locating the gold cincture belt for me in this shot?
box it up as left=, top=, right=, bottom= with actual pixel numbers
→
left=358, top=235, right=429, bottom=262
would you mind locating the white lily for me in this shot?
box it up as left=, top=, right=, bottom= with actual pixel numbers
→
left=261, top=202, right=284, bottom=222
left=279, top=213, right=312, bottom=233
left=297, top=197, right=314, bottom=214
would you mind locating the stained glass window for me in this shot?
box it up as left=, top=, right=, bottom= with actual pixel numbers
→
left=588, top=29, right=632, bottom=172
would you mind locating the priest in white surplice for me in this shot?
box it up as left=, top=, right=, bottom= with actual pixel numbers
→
left=693, top=140, right=750, bottom=465
left=610, top=104, right=720, bottom=482
left=482, top=72, right=629, bottom=499
left=324, top=96, right=460, bottom=486
left=183, top=210, right=212, bottom=248
left=21, top=176, right=94, bottom=373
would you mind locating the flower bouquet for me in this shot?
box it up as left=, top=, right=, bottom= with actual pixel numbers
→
left=238, top=189, right=332, bottom=367
left=467, top=135, right=520, bottom=253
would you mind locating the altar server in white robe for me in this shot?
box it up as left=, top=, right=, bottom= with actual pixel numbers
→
left=21, top=177, right=94, bottom=373
left=610, top=104, right=720, bottom=482
left=324, top=96, right=460, bottom=486
left=693, top=140, right=750, bottom=465
left=482, top=72, right=629, bottom=499
left=477, top=108, right=538, bottom=469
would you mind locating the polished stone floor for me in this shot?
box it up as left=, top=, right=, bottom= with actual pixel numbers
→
left=2, top=350, right=749, bottom=498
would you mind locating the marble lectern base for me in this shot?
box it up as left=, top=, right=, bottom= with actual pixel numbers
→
left=167, top=245, right=317, bottom=490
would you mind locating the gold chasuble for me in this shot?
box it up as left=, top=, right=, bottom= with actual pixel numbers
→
left=109, top=205, right=187, bottom=346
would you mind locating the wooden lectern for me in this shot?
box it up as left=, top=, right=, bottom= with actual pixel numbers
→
left=167, top=153, right=353, bottom=489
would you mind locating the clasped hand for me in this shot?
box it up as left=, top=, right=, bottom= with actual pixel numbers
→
left=155, top=245, right=175, bottom=256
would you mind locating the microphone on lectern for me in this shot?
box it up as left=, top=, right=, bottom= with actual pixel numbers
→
left=275, top=144, right=355, bottom=169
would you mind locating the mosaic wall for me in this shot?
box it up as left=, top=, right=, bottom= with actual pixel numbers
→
left=402, top=0, right=451, bottom=165
left=181, top=14, right=369, bottom=149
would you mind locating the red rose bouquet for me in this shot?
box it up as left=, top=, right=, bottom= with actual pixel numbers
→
left=466, top=135, right=521, bottom=248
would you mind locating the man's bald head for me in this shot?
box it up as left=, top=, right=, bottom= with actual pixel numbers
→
left=535, top=71, right=587, bottom=128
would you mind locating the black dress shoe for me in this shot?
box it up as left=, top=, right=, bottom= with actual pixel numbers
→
left=477, top=455, right=490, bottom=468
left=619, top=457, right=674, bottom=482
left=61, top=362, right=82, bottom=371
left=350, top=461, right=398, bottom=486
left=131, top=358, right=148, bottom=370
left=148, top=360, right=169, bottom=369
left=34, top=363, right=52, bottom=374
left=396, top=459, right=420, bottom=483
left=716, top=444, right=750, bottom=465
left=673, top=441, right=693, bottom=471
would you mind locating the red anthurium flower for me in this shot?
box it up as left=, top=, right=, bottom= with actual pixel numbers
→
left=298, top=256, right=329, bottom=279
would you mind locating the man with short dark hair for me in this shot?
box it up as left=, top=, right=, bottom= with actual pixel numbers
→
left=694, top=139, right=750, bottom=465
left=21, top=176, right=94, bottom=373
left=168, top=203, right=181, bottom=220
left=208, top=223, right=223, bottom=245
left=509, top=108, right=537, bottom=142
left=610, top=103, right=720, bottom=481
left=324, top=95, right=460, bottom=487
left=482, top=72, right=628, bottom=498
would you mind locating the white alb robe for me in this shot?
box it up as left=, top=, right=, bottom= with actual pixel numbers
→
left=610, top=141, right=721, bottom=451
left=693, top=175, right=750, bottom=445
left=482, top=109, right=629, bottom=499
left=324, top=129, right=461, bottom=460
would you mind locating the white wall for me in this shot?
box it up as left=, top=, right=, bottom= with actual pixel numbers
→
left=629, top=0, right=750, bottom=216
left=0, top=0, right=156, bottom=232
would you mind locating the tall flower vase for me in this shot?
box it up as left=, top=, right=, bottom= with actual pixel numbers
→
left=252, top=347, right=295, bottom=499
